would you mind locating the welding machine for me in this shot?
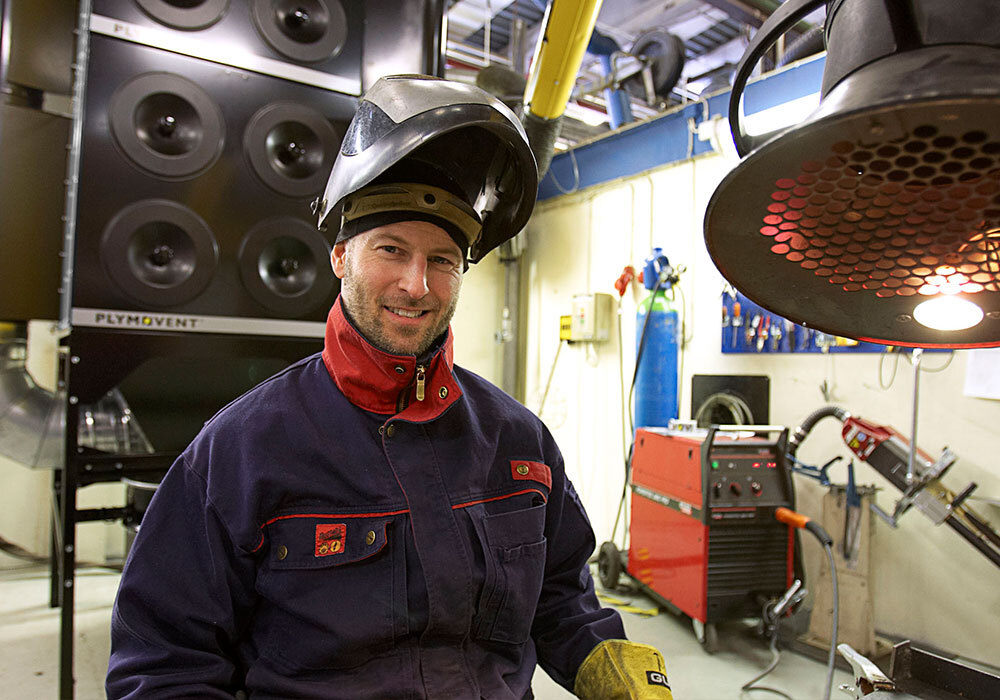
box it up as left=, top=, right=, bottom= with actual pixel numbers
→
left=604, top=423, right=798, bottom=650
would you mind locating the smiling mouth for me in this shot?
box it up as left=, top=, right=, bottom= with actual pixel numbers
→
left=386, top=307, right=428, bottom=319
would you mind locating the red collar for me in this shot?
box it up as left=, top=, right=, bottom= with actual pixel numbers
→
left=321, top=297, right=462, bottom=421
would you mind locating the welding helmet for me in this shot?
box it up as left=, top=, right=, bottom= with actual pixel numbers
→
left=314, top=74, right=538, bottom=264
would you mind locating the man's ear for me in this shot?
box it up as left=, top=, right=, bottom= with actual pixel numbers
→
left=331, top=241, right=348, bottom=279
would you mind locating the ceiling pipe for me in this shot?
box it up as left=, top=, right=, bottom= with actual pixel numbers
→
left=588, top=29, right=633, bottom=130
left=521, top=0, right=604, bottom=176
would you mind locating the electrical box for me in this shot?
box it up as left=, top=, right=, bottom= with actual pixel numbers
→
left=569, top=293, right=614, bottom=342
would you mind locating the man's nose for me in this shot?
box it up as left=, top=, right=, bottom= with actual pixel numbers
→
left=398, top=258, right=429, bottom=298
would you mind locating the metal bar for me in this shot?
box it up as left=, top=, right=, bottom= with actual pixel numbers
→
left=57, top=0, right=93, bottom=330
left=944, top=513, right=1000, bottom=570
left=890, top=641, right=1000, bottom=700
left=907, top=349, right=922, bottom=484
left=75, top=507, right=128, bottom=523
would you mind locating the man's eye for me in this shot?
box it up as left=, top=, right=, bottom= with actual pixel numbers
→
left=430, top=256, right=459, bottom=268
left=379, top=245, right=400, bottom=255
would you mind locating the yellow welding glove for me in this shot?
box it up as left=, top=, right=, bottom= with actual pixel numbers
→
left=573, top=639, right=674, bottom=699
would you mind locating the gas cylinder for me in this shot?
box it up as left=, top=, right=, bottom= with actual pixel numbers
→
left=634, top=248, right=679, bottom=429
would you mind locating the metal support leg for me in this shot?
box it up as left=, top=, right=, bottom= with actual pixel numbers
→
left=59, top=456, right=77, bottom=699
left=59, top=382, right=80, bottom=699
left=51, top=468, right=63, bottom=609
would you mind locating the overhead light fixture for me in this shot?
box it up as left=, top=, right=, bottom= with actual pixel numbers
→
left=703, top=0, right=1000, bottom=348
left=913, top=295, right=984, bottom=331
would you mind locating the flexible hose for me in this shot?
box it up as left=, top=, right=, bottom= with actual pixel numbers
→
left=787, top=405, right=850, bottom=458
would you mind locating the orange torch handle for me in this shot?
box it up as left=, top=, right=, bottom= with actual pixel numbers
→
left=775, top=507, right=810, bottom=528
left=775, top=507, right=833, bottom=545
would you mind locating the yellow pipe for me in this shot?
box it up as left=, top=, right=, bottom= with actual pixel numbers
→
left=523, top=0, right=604, bottom=120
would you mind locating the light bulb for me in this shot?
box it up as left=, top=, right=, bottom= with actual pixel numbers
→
left=912, top=295, right=984, bottom=331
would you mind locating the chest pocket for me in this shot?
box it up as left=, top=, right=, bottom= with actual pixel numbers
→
left=256, top=514, right=406, bottom=671
left=472, top=502, right=548, bottom=645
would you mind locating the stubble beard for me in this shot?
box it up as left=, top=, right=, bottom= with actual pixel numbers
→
left=340, top=254, right=460, bottom=357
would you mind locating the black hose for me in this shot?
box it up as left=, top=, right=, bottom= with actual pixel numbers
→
left=785, top=405, right=849, bottom=584
left=787, top=406, right=850, bottom=458
left=776, top=26, right=826, bottom=67
left=521, top=111, right=563, bottom=177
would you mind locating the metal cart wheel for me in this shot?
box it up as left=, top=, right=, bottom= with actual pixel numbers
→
left=692, top=618, right=719, bottom=654
left=597, top=541, right=622, bottom=590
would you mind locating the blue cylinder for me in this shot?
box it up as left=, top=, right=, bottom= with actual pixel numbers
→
left=634, top=250, right=679, bottom=429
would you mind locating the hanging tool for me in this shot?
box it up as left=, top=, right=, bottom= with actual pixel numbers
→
left=843, top=461, right=862, bottom=565
left=757, top=315, right=771, bottom=352
left=746, top=313, right=760, bottom=349
left=731, top=301, right=742, bottom=349
left=722, top=305, right=730, bottom=347
left=771, top=319, right=783, bottom=351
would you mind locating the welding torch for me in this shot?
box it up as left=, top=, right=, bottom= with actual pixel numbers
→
left=775, top=507, right=838, bottom=700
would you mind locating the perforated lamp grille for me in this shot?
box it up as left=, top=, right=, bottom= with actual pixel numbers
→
left=706, top=95, right=1000, bottom=348
left=762, top=127, right=1000, bottom=299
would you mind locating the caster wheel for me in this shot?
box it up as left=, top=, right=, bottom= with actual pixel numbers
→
left=597, top=541, right=622, bottom=590
left=692, top=619, right=719, bottom=654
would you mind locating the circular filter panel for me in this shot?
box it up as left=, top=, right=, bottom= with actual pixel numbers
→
left=238, top=217, right=333, bottom=316
left=251, top=0, right=347, bottom=64
left=110, top=72, right=225, bottom=179
left=134, top=0, right=230, bottom=30
left=245, top=102, right=341, bottom=197
left=706, top=100, right=1000, bottom=348
left=101, top=199, right=219, bottom=307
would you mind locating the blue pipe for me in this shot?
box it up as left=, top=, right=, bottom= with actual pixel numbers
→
left=597, top=54, right=633, bottom=129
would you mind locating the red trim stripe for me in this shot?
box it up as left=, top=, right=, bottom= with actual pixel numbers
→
left=261, top=508, right=411, bottom=528
left=252, top=489, right=546, bottom=552
left=451, top=488, right=547, bottom=511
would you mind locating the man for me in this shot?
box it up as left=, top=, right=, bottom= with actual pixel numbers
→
left=107, top=75, right=672, bottom=699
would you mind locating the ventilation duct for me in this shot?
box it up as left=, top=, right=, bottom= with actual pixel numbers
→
left=0, top=330, right=65, bottom=469
left=0, top=329, right=155, bottom=469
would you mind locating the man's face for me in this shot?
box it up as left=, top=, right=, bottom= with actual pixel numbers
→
left=331, top=221, right=464, bottom=356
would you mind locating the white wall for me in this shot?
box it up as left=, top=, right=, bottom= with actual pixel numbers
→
left=521, top=151, right=1000, bottom=666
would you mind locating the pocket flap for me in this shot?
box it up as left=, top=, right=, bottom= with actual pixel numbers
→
left=265, top=515, right=393, bottom=570
left=482, top=502, right=546, bottom=549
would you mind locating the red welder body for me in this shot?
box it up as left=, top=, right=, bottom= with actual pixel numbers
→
left=627, top=425, right=796, bottom=627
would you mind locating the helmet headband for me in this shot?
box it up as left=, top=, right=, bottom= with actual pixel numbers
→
left=340, top=183, right=482, bottom=248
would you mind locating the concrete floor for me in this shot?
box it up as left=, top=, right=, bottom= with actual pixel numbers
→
left=1, top=557, right=851, bottom=699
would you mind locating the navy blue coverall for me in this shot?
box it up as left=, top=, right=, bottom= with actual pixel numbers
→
left=107, top=298, right=626, bottom=698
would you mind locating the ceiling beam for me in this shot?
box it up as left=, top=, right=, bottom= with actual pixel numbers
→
left=699, top=0, right=769, bottom=28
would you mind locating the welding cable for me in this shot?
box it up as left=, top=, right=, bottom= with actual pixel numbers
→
left=739, top=623, right=794, bottom=700
left=611, top=281, right=661, bottom=548
left=537, top=339, right=566, bottom=417
left=775, top=507, right=838, bottom=700
left=611, top=297, right=631, bottom=550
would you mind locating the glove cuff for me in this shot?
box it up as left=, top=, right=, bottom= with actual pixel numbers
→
left=574, top=639, right=673, bottom=700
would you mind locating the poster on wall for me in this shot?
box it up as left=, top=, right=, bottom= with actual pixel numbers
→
left=964, top=349, right=1000, bottom=401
